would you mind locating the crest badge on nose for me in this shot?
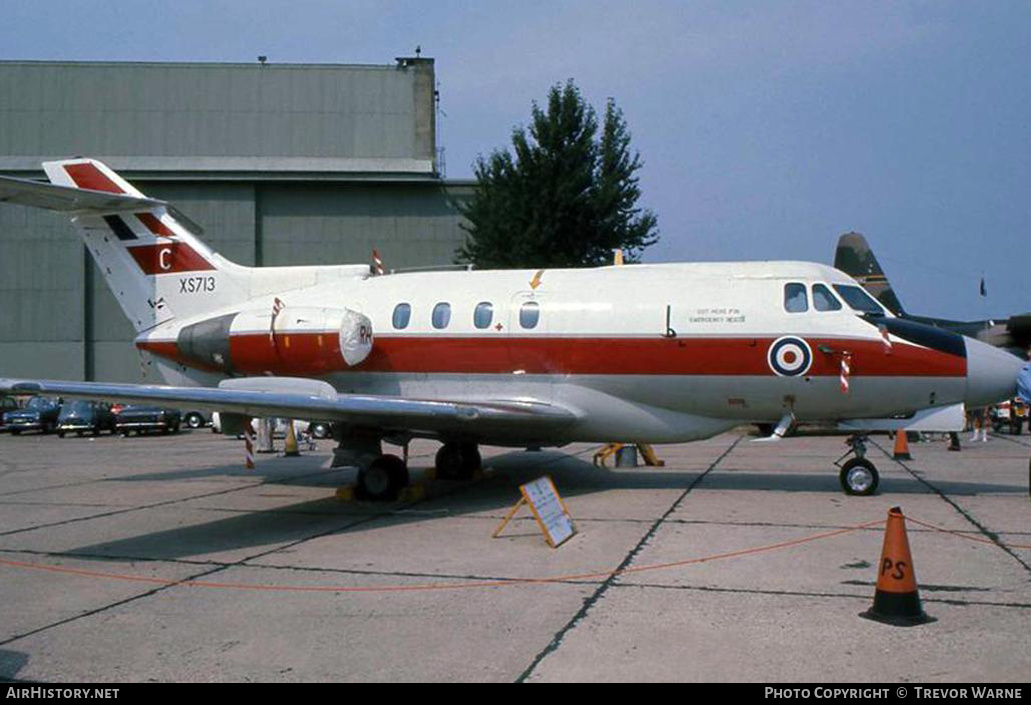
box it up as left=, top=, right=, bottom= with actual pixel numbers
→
left=768, top=336, right=813, bottom=377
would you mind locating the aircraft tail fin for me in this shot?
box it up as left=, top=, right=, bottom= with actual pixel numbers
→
left=2, top=159, right=372, bottom=339
left=27, top=159, right=252, bottom=332
left=833, top=232, right=906, bottom=316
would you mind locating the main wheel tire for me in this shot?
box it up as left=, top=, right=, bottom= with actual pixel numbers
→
left=436, top=442, right=480, bottom=481
left=840, top=458, right=879, bottom=496
left=458, top=442, right=482, bottom=478
left=435, top=443, right=463, bottom=480
left=185, top=413, right=204, bottom=429
left=57, top=431, right=65, bottom=438
left=358, top=454, right=409, bottom=501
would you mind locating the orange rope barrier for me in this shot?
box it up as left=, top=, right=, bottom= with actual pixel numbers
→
left=905, top=516, right=1031, bottom=549
left=0, top=513, right=1022, bottom=595
left=0, top=519, right=882, bottom=595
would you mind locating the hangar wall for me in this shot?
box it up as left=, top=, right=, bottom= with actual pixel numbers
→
left=0, top=59, right=472, bottom=383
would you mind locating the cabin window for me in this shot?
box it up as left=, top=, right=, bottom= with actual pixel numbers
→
left=473, top=302, right=493, bottom=329
left=784, top=283, right=808, bottom=313
left=432, top=302, right=452, bottom=329
left=812, top=284, right=842, bottom=311
left=833, top=284, right=884, bottom=315
left=392, top=303, right=411, bottom=329
left=520, top=301, right=540, bottom=329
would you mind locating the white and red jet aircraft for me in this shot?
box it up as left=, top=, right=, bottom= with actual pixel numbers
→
left=0, top=159, right=1021, bottom=498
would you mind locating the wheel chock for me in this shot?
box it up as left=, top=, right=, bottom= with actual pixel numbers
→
left=399, top=483, right=426, bottom=502
left=335, top=485, right=356, bottom=502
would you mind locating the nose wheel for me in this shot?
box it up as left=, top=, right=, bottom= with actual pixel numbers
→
left=835, top=434, right=880, bottom=496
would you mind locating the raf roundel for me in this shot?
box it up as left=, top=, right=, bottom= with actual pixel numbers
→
left=767, top=336, right=813, bottom=377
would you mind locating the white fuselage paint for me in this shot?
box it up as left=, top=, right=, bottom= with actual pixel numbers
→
left=140, top=261, right=966, bottom=445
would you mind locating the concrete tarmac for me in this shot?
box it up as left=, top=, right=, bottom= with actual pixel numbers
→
left=0, top=427, right=1028, bottom=682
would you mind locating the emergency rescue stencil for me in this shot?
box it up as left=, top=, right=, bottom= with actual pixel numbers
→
left=767, top=336, right=813, bottom=377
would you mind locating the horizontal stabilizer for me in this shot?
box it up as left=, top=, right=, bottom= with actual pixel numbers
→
left=0, top=174, right=166, bottom=214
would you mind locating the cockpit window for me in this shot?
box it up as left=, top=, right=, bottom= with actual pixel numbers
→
left=812, top=284, right=843, bottom=312
left=784, top=283, right=808, bottom=313
left=833, top=284, right=885, bottom=315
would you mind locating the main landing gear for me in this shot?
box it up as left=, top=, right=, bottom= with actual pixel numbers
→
left=333, top=432, right=482, bottom=501
left=358, top=454, right=409, bottom=502
left=834, top=434, right=880, bottom=496
left=434, top=441, right=482, bottom=481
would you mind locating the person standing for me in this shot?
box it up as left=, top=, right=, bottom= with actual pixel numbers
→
left=1017, top=348, right=1031, bottom=423
left=970, top=406, right=989, bottom=442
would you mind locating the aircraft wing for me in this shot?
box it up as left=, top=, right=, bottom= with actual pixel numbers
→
left=0, top=175, right=166, bottom=213
left=0, top=377, right=578, bottom=437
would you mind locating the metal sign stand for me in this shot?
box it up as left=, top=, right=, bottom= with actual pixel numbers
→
left=493, top=476, right=577, bottom=548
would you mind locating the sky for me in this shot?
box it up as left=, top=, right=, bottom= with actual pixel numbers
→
left=2, top=0, right=1027, bottom=320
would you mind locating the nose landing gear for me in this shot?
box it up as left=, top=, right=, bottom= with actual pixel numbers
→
left=835, top=434, right=880, bottom=496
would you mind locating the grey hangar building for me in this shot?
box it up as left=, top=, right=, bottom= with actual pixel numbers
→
left=0, top=57, right=472, bottom=383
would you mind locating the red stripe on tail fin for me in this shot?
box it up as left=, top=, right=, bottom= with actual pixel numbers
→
left=64, top=163, right=125, bottom=194
left=136, top=212, right=175, bottom=237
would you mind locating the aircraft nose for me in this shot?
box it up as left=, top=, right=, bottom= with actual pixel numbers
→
left=965, top=338, right=1023, bottom=408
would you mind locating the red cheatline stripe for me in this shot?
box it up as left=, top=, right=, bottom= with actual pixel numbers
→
left=64, top=163, right=124, bottom=194
left=137, top=335, right=967, bottom=378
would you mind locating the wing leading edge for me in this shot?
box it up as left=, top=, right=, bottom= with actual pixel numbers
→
left=0, top=378, right=578, bottom=438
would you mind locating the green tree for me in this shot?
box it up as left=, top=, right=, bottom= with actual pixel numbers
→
left=455, top=80, right=658, bottom=268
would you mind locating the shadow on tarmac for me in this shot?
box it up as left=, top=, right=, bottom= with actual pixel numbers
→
left=61, top=449, right=1026, bottom=562
left=0, top=650, right=29, bottom=681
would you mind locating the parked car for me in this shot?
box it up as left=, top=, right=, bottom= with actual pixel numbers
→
left=114, top=405, right=182, bottom=436
left=182, top=409, right=211, bottom=430
left=3, top=396, right=62, bottom=435
left=991, top=399, right=1027, bottom=435
left=57, top=400, right=117, bottom=437
left=0, top=396, right=20, bottom=432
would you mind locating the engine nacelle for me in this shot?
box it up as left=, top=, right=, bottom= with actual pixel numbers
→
left=175, top=306, right=373, bottom=375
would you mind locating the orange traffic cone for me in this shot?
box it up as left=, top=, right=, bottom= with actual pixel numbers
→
left=284, top=420, right=301, bottom=457
left=893, top=430, right=912, bottom=460
left=860, top=507, right=933, bottom=626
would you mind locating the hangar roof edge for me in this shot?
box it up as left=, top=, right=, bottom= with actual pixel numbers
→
left=0, top=59, right=429, bottom=71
